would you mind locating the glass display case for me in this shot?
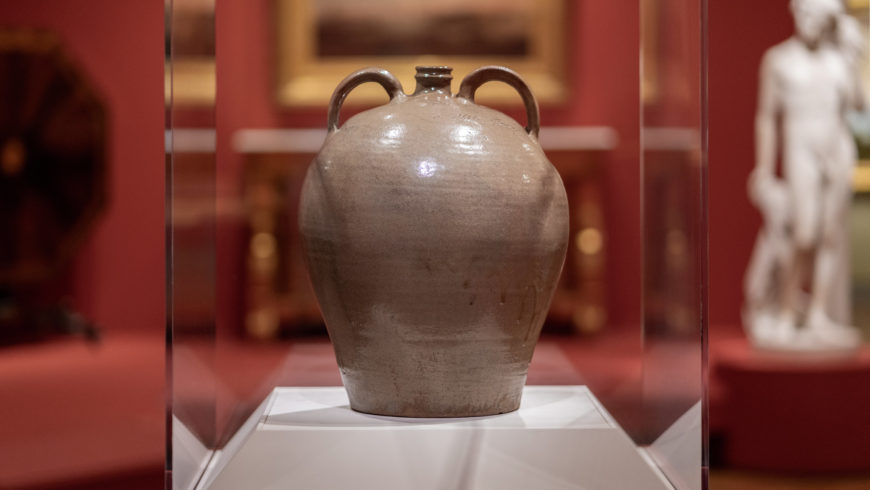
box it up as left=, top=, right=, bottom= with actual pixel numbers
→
left=167, top=0, right=707, bottom=488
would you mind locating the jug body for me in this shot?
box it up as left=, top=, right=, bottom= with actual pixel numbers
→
left=299, top=66, right=569, bottom=417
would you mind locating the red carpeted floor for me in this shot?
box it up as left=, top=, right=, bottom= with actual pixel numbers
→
left=0, top=329, right=698, bottom=489
left=5, top=328, right=867, bottom=489
left=0, top=334, right=165, bottom=490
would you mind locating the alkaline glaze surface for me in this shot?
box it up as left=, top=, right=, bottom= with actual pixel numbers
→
left=300, top=66, right=569, bottom=417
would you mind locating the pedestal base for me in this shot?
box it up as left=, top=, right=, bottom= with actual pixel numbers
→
left=196, top=386, right=674, bottom=490
left=715, top=338, right=870, bottom=471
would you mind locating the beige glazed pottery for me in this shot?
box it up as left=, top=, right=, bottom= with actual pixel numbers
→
left=299, top=66, right=569, bottom=417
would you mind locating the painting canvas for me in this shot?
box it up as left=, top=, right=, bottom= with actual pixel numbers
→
left=314, top=0, right=532, bottom=57
left=276, top=0, right=566, bottom=106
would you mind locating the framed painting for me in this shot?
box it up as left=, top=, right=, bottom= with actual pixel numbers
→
left=845, top=0, right=870, bottom=187
left=275, top=0, right=567, bottom=106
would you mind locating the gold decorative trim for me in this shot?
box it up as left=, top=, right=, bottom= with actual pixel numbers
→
left=855, top=161, right=870, bottom=192
left=641, top=0, right=660, bottom=104
left=165, top=59, right=215, bottom=106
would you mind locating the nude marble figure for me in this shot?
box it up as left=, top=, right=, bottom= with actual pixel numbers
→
left=744, top=0, right=864, bottom=350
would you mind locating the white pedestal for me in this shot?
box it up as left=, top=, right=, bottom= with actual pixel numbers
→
left=198, top=386, right=673, bottom=490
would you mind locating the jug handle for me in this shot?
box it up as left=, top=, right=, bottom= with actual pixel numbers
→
left=327, top=68, right=404, bottom=132
left=457, top=66, right=540, bottom=139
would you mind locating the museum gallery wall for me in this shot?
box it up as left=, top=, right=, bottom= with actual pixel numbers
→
left=0, top=1, right=165, bottom=489
left=9, top=0, right=866, bottom=488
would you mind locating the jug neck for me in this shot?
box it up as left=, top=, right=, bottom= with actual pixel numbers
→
left=413, top=66, right=453, bottom=95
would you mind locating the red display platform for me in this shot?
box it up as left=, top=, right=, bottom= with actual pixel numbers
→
left=714, top=337, right=870, bottom=472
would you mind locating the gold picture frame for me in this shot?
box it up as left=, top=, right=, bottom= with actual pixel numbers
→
left=846, top=0, right=870, bottom=190
left=165, top=1, right=216, bottom=106
left=640, top=0, right=660, bottom=104
left=165, top=59, right=215, bottom=105
left=275, top=0, right=567, bottom=106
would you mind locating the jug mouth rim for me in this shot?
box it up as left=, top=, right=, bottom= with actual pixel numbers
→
left=414, top=66, right=453, bottom=94
left=415, top=66, right=453, bottom=74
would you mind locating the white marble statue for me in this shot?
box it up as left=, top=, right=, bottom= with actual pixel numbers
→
left=744, top=0, right=864, bottom=351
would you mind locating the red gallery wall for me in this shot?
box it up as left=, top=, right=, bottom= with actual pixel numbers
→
left=708, top=0, right=792, bottom=331
left=0, top=1, right=165, bottom=488
left=0, top=1, right=165, bottom=335
left=0, top=0, right=786, bottom=358
left=0, top=0, right=798, bottom=485
left=215, top=0, right=644, bottom=330
left=0, top=0, right=780, bottom=343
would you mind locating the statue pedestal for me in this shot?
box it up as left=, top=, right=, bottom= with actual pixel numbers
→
left=715, top=337, right=870, bottom=471
left=743, top=309, right=862, bottom=353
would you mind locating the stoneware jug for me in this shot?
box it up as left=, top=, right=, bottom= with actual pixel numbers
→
left=299, top=65, right=569, bottom=417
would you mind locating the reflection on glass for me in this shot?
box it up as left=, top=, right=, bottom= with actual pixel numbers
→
left=170, top=0, right=705, bottom=488
left=641, top=0, right=706, bottom=488
left=168, top=0, right=217, bottom=488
